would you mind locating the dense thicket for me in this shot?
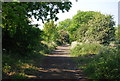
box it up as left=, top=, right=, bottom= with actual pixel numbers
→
left=57, top=19, right=71, bottom=44
left=76, top=13, right=115, bottom=45
left=43, top=20, right=58, bottom=43
left=2, top=2, right=72, bottom=79
left=57, top=11, right=115, bottom=45
left=84, top=46, right=120, bottom=80
left=2, top=2, right=72, bottom=55
left=57, top=11, right=119, bottom=80
left=2, top=2, right=119, bottom=80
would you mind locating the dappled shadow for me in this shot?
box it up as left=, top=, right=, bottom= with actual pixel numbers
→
left=58, top=48, right=70, bottom=50
left=24, top=45, right=88, bottom=80
left=51, top=53, right=70, bottom=55
left=25, top=56, right=86, bottom=79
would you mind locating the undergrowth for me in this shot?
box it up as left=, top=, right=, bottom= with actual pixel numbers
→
left=84, top=47, right=120, bottom=80
left=72, top=44, right=120, bottom=81
left=71, top=43, right=102, bottom=56
left=2, top=51, right=44, bottom=79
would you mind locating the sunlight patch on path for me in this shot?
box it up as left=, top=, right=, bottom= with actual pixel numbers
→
left=47, top=54, right=71, bottom=57
left=48, top=45, right=72, bottom=57
left=26, top=45, right=88, bottom=80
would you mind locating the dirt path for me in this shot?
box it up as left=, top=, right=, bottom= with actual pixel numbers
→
left=28, top=45, right=88, bottom=80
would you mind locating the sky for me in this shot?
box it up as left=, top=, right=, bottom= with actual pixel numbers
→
left=32, top=0, right=119, bottom=29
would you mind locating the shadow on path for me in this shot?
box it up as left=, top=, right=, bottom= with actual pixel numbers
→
left=26, top=45, right=88, bottom=80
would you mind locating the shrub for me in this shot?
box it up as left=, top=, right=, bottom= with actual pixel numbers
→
left=40, top=41, right=57, bottom=54
left=84, top=47, right=120, bottom=80
left=71, top=43, right=102, bottom=56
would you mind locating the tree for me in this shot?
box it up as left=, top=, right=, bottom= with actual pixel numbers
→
left=57, top=19, right=72, bottom=43
left=26, top=2, right=72, bottom=23
left=76, top=12, right=115, bottom=45
left=43, top=20, right=58, bottom=43
left=57, top=30, right=70, bottom=45
left=71, top=11, right=97, bottom=31
left=57, top=11, right=115, bottom=45
left=57, top=19, right=72, bottom=30
left=2, top=2, right=72, bottom=55
left=68, top=11, right=98, bottom=42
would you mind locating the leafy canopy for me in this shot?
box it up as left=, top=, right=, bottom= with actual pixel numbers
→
left=2, top=2, right=72, bottom=55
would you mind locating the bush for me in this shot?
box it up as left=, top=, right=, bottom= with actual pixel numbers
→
left=40, top=41, right=57, bottom=54
left=71, top=43, right=102, bottom=56
left=84, top=47, right=120, bottom=80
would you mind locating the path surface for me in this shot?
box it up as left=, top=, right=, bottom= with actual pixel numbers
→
left=28, top=45, right=88, bottom=80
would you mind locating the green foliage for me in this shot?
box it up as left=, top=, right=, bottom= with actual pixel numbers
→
left=84, top=47, right=120, bottom=80
left=57, top=19, right=71, bottom=44
left=2, top=2, right=72, bottom=79
left=71, top=43, right=102, bottom=56
left=2, top=2, right=72, bottom=23
left=68, top=11, right=97, bottom=41
left=57, top=30, right=70, bottom=45
left=69, top=11, right=117, bottom=80
left=115, top=26, right=120, bottom=44
left=2, top=2, right=72, bottom=55
left=44, top=19, right=71, bottom=45
left=57, top=19, right=72, bottom=30
left=43, top=20, right=58, bottom=43
left=41, top=41, right=57, bottom=54
left=2, top=52, right=44, bottom=79
left=57, top=11, right=115, bottom=44
left=75, top=12, right=115, bottom=45
left=2, top=2, right=42, bottom=55
left=42, top=20, right=59, bottom=53
left=12, top=73, right=28, bottom=79
left=72, top=11, right=96, bottom=29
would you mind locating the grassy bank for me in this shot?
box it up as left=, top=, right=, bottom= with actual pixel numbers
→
left=2, top=41, right=58, bottom=79
left=71, top=43, right=120, bottom=81
left=71, top=43, right=103, bottom=57
left=2, top=52, right=45, bottom=79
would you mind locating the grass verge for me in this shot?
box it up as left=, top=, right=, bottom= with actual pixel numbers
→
left=2, top=52, right=45, bottom=79
left=72, top=45, right=120, bottom=81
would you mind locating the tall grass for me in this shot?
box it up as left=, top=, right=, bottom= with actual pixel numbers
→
left=2, top=52, right=44, bottom=79
left=71, top=43, right=102, bottom=56
left=84, top=47, right=120, bottom=80
left=2, top=40, right=58, bottom=79
left=71, top=43, right=120, bottom=80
